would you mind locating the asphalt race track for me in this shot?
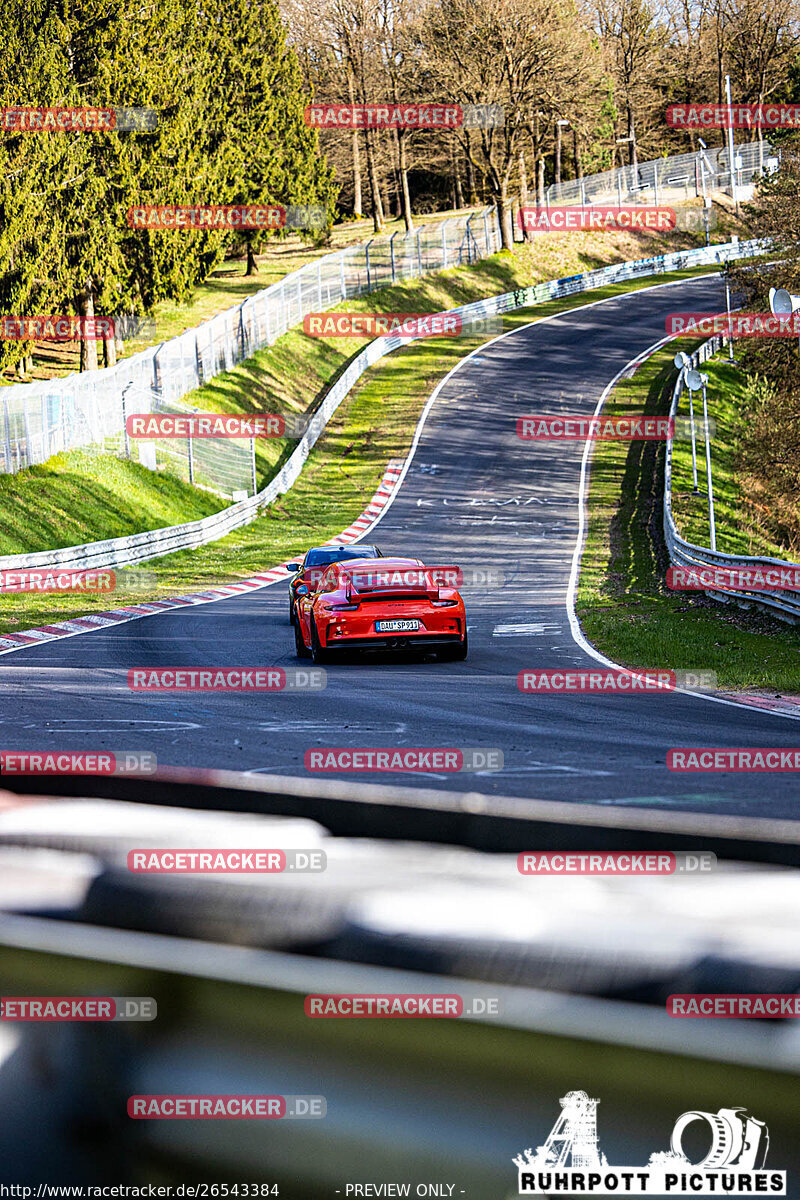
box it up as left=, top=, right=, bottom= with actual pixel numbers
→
left=2, top=274, right=799, bottom=816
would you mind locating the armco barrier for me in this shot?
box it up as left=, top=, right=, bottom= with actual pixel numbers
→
left=664, top=335, right=800, bottom=623
left=0, top=237, right=766, bottom=576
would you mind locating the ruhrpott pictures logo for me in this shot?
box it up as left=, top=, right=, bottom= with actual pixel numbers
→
left=513, top=1090, right=785, bottom=1195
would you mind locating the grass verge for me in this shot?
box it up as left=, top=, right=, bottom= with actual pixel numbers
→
left=576, top=344, right=800, bottom=693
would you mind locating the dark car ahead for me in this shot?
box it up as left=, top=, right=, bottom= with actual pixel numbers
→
left=286, top=544, right=383, bottom=623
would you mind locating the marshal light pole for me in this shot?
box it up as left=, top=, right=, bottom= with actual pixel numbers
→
left=674, top=350, right=699, bottom=493
left=686, top=368, right=716, bottom=549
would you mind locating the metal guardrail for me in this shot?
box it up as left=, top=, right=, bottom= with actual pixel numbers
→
left=0, top=237, right=767, bottom=577
left=664, top=336, right=800, bottom=623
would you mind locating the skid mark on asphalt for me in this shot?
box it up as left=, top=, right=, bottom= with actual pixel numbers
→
left=492, top=623, right=563, bottom=636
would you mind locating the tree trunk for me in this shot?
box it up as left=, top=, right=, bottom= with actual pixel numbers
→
left=519, top=149, right=532, bottom=241
left=496, top=186, right=514, bottom=250
left=627, top=108, right=638, bottom=173
left=78, top=280, right=98, bottom=372
left=364, top=128, right=385, bottom=232
left=465, top=136, right=477, bottom=204
left=452, top=139, right=464, bottom=209
left=353, top=134, right=364, bottom=216
left=396, top=130, right=414, bottom=232
left=573, top=128, right=583, bottom=181
left=103, top=334, right=117, bottom=368
left=381, top=171, right=393, bottom=224
left=245, top=238, right=258, bottom=276
left=555, top=121, right=562, bottom=185
left=348, top=71, right=363, bottom=217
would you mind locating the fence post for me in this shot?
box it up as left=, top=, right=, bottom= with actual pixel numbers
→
left=441, top=220, right=449, bottom=269
left=41, top=395, right=48, bottom=461
left=390, top=231, right=398, bottom=283
left=250, top=437, right=257, bottom=496
left=187, top=434, right=194, bottom=486
left=416, top=230, right=422, bottom=276
left=121, top=384, right=131, bottom=459
left=465, top=214, right=474, bottom=263
left=653, top=160, right=659, bottom=206
left=22, top=397, right=32, bottom=468
left=195, top=331, right=204, bottom=384
left=237, top=303, right=247, bottom=362
left=2, top=396, right=13, bottom=473
left=365, top=239, right=374, bottom=291
left=483, top=209, right=490, bottom=253
left=616, top=172, right=623, bottom=207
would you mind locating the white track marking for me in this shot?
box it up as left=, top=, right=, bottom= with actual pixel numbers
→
left=361, top=276, right=800, bottom=724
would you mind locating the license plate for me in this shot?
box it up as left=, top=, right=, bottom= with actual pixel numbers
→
left=376, top=619, right=419, bottom=632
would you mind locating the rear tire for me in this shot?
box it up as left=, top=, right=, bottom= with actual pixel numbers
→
left=311, top=619, right=333, bottom=665
left=440, top=631, right=468, bottom=661
left=295, top=615, right=311, bottom=658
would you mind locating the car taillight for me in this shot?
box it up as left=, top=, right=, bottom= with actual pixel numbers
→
left=329, top=603, right=359, bottom=611
left=432, top=598, right=459, bottom=607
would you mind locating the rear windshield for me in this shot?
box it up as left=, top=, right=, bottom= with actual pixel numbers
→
left=305, top=546, right=379, bottom=567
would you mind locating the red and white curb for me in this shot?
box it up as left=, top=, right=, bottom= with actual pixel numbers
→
left=0, top=459, right=405, bottom=659
left=715, top=691, right=800, bottom=717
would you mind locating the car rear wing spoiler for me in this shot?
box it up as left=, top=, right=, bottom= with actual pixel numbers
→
left=345, top=567, right=457, bottom=602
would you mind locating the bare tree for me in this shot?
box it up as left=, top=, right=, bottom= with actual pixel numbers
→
left=424, top=0, right=600, bottom=248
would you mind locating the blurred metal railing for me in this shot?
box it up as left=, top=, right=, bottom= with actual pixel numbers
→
left=664, top=335, right=800, bottom=622
left=0, top=209, right=502, bottom=486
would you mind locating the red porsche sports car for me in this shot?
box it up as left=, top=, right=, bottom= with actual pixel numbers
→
left=293, top=556, right=468, bottom=663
